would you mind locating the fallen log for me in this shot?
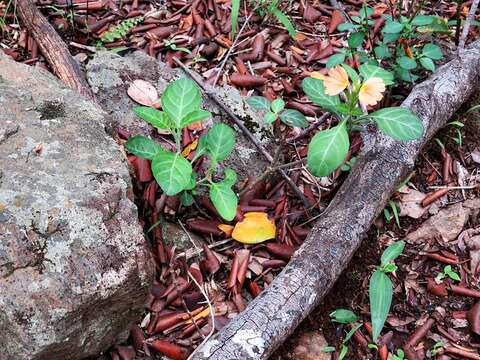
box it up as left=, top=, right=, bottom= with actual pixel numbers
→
left=191, top=39, right=480, bottom=360
left=15, top=0, right=95, bottom=100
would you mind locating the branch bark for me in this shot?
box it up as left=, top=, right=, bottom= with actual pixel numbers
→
left=190, top=39, right=480, bottom=360
left=15, top=0, right=95, bottom=100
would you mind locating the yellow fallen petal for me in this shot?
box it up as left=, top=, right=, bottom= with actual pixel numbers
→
left=232, top=212, right=276, bottom=244
left=218, top=224, right=234, bottom=237
left=181, top=139, right=198, bottom=158
left=310, top=71, right=326, bottom=80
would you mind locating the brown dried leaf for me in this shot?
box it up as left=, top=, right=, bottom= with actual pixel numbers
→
left=127, top=79, right=159, bottom=107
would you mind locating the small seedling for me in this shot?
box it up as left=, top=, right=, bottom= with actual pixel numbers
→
left=124, top=77, right=239, bottom=221
left=369, top=241, right=405, bottom=342
left=384, top=200, right=401, bottom=228
left=246, top=96, right=308, bottom=128
left=392, top=349, right=405, bottom=359
left=164, top=39, right=192, bottom=54
left=232, top=0, right=297, bottom=38
left=330, top=309, right=359, bottom=324
left=430, top=341, right=444, bottom=356
left=98, top=16, right=144, bottom=44
left=435, top=265, right=461, bottom=283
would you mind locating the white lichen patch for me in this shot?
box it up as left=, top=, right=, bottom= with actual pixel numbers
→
left=199, top=339, right=221, bottom=357
left=231, top=329, right=265, bottom=358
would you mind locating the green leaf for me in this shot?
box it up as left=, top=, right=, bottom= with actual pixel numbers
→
left=420, top=57, right=435, bottom=71
left=231, top=0, right=240, bottom=37
left=341, top=63, right=360, bottom=85
left=185, top=172, right=197, bottom=190
left=271, top=98, right=285, bottom=113
left=180, top=191, right=194, bottom=206
left=133, top=107, right=171, bottom=130
left=382, top=20, right=404, bottom=33
left=370, top=107, right=423, bottom=140
left=307, top=123, right=349, bottom=177
left=125, top=135, right=164, bottom=160
left=395, top=67, right=418, bottom=82
left=265, top=111, right=278, bottom=124
left=381, top=241, right=405, bottom=266
left=279, top=109, right=308, bottom=128
left=397, top=56, right=417, bottom=70
left=337, top=23, right=358, bottom=31
left=181, top=110, right=211, bottom=128
left=246, top=96, right=271, bottom=111
left=302, top=77, right=341, bottom=111
left=374, top=44, right=391, bottom=59
left=326, top=53, right=346, bottom=68
left=417, top=16, right=450, bottom=34
left=422, top=43, right=443, bottom=60
left=344, top=323, right=363, bottom=343
left=359, top=6, right=373, bottom=18
left=210, top=182, right=238, bottom=221
left=152, top=151, right=193, bottom=196
left=330, top=309, right=359, bottom=324
left=348, top=32, right=365, bottom=48
left=271, top=7, right=296, bottom=38
left=223, top=168, right=237, bottom=186
left=192, top=134, right=208, bottom=161
left=339, top=345, right=349, bottom=360
left=411, top=15, right=435, bottom=26
left=206, top=123, right=236, bottom=161
left=161, top=77, right=201, bottom=129
left=383, top=32, right=401, bottom=43
left=359, top=64, right=394, bottom=85
left=369, top=270, right=393, bottom=342
left=320, top=346, right=336, bottom=353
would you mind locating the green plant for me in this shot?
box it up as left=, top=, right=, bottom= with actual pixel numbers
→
left=335, top=4, right=447, bottom=81
left=248, top=64, right=423, bottom=178
left=330, top=309, right=359, bottom=324
left=124, top=77, right=238, bottom=221
left=164, top=39, right=192, bottom=54
left=99, top=16, right=143, bottom=44
left=435, top=265, right=461, bottom=283
left=392, top=349, right=405, bottom=359
left=369, top=240, right=405, bottom=342
left=327, top=309, right=362, bottom=359
left=330, top=5, right=376, bottom=67
left=231, top=0, right=296, bottom=38
left=246, top=96, right=308, bottom=128
left=384, top=199, right=400, bottom=228
left=430, top=341, right=444, bottom=356
left=303, top=64, right=422, bottom=177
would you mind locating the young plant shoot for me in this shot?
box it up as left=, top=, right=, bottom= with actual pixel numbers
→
left=124, top=77, right=238, bottom=221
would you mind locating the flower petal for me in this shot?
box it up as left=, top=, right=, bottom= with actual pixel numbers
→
left=359, top=77, right=386, bottom=106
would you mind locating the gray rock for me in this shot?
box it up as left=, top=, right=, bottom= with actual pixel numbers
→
left=0, top=52, right=154, bottom=359
left=161, top=222, right=204, bottom=250
left=86, top=51, right=272, bottom=179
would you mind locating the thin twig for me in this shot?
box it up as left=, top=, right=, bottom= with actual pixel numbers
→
left=287, top=113, right=330, bottom=142
left=173, top=57, right=310, bottom=208
left=458, top=0, right=480, bottom=51
left=212, top=12, right=254, bottom=87
left=428, top=185, right=479, bottom=190
left=186, top=271, right=215, bottom=360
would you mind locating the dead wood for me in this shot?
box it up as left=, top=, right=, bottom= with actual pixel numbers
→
left=190, top=39, right=480, bottom=360
left=15, top=0, right=95, bottom=100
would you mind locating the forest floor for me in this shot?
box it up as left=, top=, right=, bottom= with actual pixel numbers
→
left=1, top=0, right=480, bottom=359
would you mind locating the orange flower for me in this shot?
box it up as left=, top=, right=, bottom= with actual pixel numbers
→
left=323, top=65, right=349, bottom=96
left=359, top=77, right=386, bottom=107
